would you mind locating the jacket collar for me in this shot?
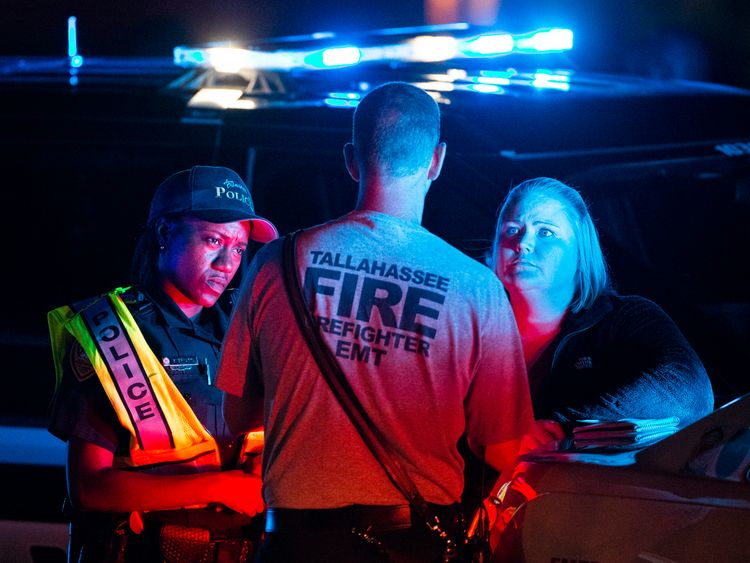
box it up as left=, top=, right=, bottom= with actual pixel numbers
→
left=561, top=290, right=616, bottom=334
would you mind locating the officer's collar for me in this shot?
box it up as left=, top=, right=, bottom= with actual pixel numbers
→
left=140, top=283, right=227, bottom=342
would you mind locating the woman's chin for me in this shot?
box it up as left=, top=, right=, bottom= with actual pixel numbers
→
left=505, top=272, right=544, bottom=291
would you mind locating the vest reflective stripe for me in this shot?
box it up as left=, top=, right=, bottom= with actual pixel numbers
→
left=48, top=288, right=221, bottom=470
left=75, top=295, right=174, bottom=452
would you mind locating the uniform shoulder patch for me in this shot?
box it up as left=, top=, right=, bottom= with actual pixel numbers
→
left=70, top=341, right=96, bottom=382
left=123, top=289, right=154, bottom=316
left=120, top=288, right=144, bottom=305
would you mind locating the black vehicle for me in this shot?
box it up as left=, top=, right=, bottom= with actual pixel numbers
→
left=1, top=24, right=748, bottom=561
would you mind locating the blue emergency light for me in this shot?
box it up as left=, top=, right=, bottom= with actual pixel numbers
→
left=460, top=34, right=514, bottom=56
left=306, top=46, right=362, bottom=69
left=174, top=26, right=574, bottom=72
left=68, top=16, right=84, bottom=68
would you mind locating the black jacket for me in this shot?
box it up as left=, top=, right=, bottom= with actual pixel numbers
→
left=529, top=292, right=714, bottom=426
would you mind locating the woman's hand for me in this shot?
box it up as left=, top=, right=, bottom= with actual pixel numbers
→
left=519, top=419, right=566, bottom=454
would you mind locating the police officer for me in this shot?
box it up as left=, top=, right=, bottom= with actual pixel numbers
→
left=48, top=166, right=277, bottom=562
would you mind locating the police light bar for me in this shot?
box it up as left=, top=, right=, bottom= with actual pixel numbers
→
left=174, top=27, right=574, bottom=72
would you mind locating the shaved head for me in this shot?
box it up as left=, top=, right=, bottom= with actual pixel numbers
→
left=352, top=82, right=441, bottom=177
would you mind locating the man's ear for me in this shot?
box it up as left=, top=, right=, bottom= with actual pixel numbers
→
left=343, top=143, right=360, bottom=182
left=427, top=142, right=446, bottom=181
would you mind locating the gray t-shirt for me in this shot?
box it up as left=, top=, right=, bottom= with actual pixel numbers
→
left=217, top=210, right=532, bottom=508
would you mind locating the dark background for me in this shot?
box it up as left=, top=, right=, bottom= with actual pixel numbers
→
left=1, top=0, right=749, bottom=419
left=0, top=3, right=748, bottom=546
left=0, top=0, right=748, bottom=416
left=2, top=0, right=749, bottom=88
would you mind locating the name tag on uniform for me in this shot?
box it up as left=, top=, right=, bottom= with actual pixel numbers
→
left=162, top=356, right=199, bottom=373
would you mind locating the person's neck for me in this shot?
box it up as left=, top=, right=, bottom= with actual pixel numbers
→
left=160, top=279, right=203, bottom=319
left=509, top=289, right=570, bottom=367
left=355, top=175, right=426, bottom=224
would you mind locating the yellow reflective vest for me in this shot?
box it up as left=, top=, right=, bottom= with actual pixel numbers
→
left=48, top=287, right=262, bottom=471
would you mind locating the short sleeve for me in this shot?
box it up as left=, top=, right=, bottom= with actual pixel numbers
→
left=48, top=342, right=122, bottom=452
left=464, top=281, right=534, bottom=448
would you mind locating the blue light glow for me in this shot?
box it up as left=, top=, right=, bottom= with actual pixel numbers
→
left=375, top=23, right=470, bottom=36
left=476, top=76, right=510, bottom=86
left=328, top=92, right=361, bottom=100
left=461, top=34, right=514, bottom=56
left=70, top=55, right=84, bottom=68
left=323, top=46, right=361, bottom=66
left=517, top=28, right=574, bottom=52
left=173, top=46, right=208, bottom=66
left=480, top=69, right=517, bottom=79
left=304, top=46, right=361, bottom=68
left=468, top=83, right=502, bottom=94
left=324, top=98, right=360, bottom=108
left=172, top=26, right=576, bottom=74
left=532, top=72, right=571, bottom=91
left=67, top=16, right=78, bottom=57
left=0, top=426, right=66, bottom=467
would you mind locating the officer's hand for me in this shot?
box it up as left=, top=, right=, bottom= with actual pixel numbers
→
left=213, top=470, right=265, bottom=517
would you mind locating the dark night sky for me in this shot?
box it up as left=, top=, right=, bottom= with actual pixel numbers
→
left=2, top=0, right=749, bottom=88
left=1, top=1, right=423, bottom=57
left=0, top=0, right=747, bottom=492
